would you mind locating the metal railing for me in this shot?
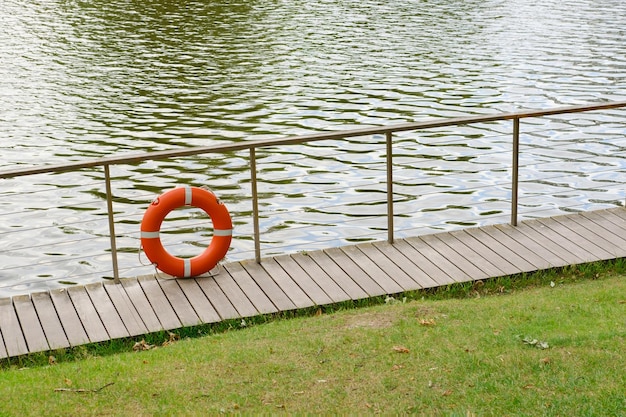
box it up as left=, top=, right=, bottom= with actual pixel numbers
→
left=1, top=101, right=625, bottom=283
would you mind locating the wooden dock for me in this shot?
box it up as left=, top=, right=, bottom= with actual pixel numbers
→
left=1, top=207, right=625, bottom=359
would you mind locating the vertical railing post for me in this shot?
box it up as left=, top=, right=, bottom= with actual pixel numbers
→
left=250, top=147, right=261, bottom=263
left=386, top=131, right=394, bottom=243
left=104, top=164, right=120, bottom=283
left=511, top=117, right=520, bottom=226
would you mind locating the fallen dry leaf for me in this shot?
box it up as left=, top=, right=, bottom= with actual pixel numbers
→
left=392, top=346, right=410, bottom=353
left=133, top=339, right=154, bottom=351
left=48, top=356, right=56, bottom=365
left=419, top=319, right=436, bottom=326
left=442, top=390, right=453, bottom=396
left=392, top=364, right=404, bottom=371
left=540, top=357, right=551, bottom=365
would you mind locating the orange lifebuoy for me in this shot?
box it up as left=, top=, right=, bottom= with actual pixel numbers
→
left=140, top=186, right=232, bottom=278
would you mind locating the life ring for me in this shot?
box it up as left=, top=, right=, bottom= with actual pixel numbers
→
left=140, top=186, right=232, bottom=278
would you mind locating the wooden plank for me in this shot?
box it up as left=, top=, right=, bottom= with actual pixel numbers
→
left=608, top=207, right=626, bottom=222
left=224, top=263, right=278, bottom=314
left=449, top=229, right=521, bottom=276
left=535, top=217, right=613, bottom=261
left=120, top=278, right=163, bottom=333
left=405, top=235, right=475, bottom=282
left=84, top=283, right=129, bottom=340
left=391, top=239, right=455, bottom=286
left=0, top=297, right=29, bottom=357
left=157, top=278, right=202, bottom=327
left=176, top=279, right=221, bottom=324
left=478, top=225, right=553, bottom=270
left=0, top=324, right=7, bottom=359
left=463, top=227, right=537, bottom=273
left=291, top=253, right=353, bottom=302
left=431, top=233, right=501, bottom=278
left=13, top=295, right=49, bottom=354
left=355, top=243, right=424, bottom=291
left=137, top=275, right=182, bottom=330
left=31, top=291, right=69, bottom=350
left=103, top=282, right=148, bottom=337
left=566, top=214, right=626, bottom=255
left=515, top=222, right=588, bottom=264
left=339, top=245, right=405, bottom=294
left=49, top=288, right=90, bottom=347
left=211, top=269, right=259, bottom=317
left=372, top=241, right=441, bottom=289
left=305, top=250, right=372, bottom=300
left=594, top=210, right=626, bottom=233
left=324, top=247, right=387, bottom=296
left=578, top=211, right=626, bottom=251
left=273, top=255, right=335, bottom=305
left=236, top=260, right=297, bottom=312
left=253, top=258, right=315, bottom=308
left=194, top=277, right=241, bottom=320
left=492, top=224, right=566, bottom=268
left=67, top=286, right=109, bottom=343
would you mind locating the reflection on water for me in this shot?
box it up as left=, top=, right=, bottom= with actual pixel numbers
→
left=0, top=0, right=625, bottom=295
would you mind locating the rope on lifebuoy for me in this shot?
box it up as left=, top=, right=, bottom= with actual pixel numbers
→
left=140, top=186, right=232, bottom=278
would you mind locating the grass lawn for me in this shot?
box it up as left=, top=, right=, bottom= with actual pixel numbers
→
left=0, top=265, right=624, bottom=416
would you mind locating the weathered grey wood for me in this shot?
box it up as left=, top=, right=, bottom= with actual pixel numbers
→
left=290, top=253, right=352, bottom=302
left=211, top=269, right=259, bottom=317
left=104, top=282, right=149, bottom=337
left=535, top=217, right=613, bottom=260
left=372, top=241, right=441, bottom=288
left=339, top=245, right=405, bottom=294
left=405, top=235, right=474, bottom=282
left=463, top=227, right=538, bottom=273
left=236, top=260, right=297, bottom=312
left=157, top=278, right=202, bottom=327
left=355, top=243, right=423, bottom=291
left=137, top=275, right=181, bottom=330
left=273, top=255, right=335, bottom=305
left=176, top=279, right=221, bottom=324
left=49, top=288, right=90, bottom=347
left=13, top=295, right=49, bottom=353
left=593, top=210, right=626, bottom=233
left=391, top=239, right=456, bottom=286
left=478, top=225, right=552, bottom=270
left=609, top=207, right=626, bottom=222
left=67, top=286, right=109, bottom=343
left=558, top=215, right=624, bottom=257
left=253, top=258, right=315, bottom=308
left=492, top=224, right=564, bottom=268
left=525, top=220, right=599, bottom=262
left=514, top=222, right=587, bottom=265
left=449, top=229, right=520, bottom=276
left=324, top=247, right=387, bottom=296
left=120, top=278, right=163, bottom=333
left=578, top=211, right=626, bottom=250
left=194, top=276, right=241, bottom=320
left=0, top=297, right=29, bottom=357
left=84, top=283, right=129, bottom=340
left=224, top=263, right=277, bottom=314
left=430, top=233, right=500, bottom=278
left=305, top=250, right=371, bottom=300
left=31, top=291, right=69, bottom=350
left=0, top=326, right=7, bottom=359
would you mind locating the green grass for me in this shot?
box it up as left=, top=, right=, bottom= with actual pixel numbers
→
left=0, top=262, right=624, bottom=416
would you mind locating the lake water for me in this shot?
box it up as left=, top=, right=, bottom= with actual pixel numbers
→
left=1, top=0, right=625, bottom=295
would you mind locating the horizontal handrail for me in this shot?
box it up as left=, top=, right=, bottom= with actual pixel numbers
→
left=2, top=101, right=625, bottom=179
